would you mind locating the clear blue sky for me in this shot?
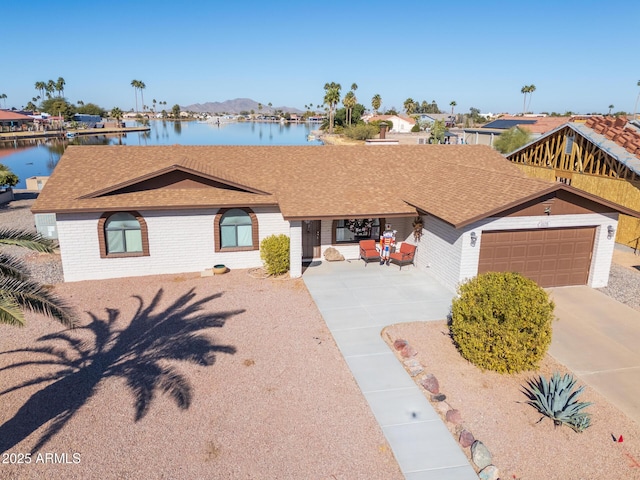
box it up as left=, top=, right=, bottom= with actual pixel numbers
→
left=3, top=0, right=639, bottom=115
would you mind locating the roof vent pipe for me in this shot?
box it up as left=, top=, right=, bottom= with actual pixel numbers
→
left=379, top=122, right=388, bottom=139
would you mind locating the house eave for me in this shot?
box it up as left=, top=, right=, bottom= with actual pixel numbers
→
left=31, top=201, right=281, bottom=215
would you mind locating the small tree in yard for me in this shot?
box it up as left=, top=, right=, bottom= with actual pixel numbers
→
left=260, top=234, right=290, bottom=275
left=450, top=272, right=555, bottom=374
left=494, top=126, right=532, bottom=154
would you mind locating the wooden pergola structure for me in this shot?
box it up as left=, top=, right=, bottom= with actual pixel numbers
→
left=508, top=122, right=640, bottom=182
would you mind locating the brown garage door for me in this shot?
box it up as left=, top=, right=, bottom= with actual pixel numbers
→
left=478, top=227, right=595, bottom=287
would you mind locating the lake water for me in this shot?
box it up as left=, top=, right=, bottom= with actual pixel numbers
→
left=0, top=121, right=323, bottom=188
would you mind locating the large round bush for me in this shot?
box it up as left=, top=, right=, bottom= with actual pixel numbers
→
left=450, top=272, right=555, bottom=373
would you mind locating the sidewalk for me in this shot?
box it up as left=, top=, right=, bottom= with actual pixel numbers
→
left=303, top=260, right=477, bottom=480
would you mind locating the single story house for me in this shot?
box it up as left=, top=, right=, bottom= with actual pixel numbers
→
left=415, top=113, right=455, bottom=126
left=31, top=145, right=640, bottom=290
left=462, top=115, right=578, bottom=147
left=366, top=114, right=416, bottom=133
left=0, top=110, right=35, bottom=133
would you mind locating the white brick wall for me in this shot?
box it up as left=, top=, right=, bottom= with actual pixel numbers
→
left=58, top=207, right=290, bottom=282
left=417, top=216, right=464, bottom=292
left=289, top=221, right=302, bottom=278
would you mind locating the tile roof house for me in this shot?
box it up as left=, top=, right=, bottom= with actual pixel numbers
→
left=506, top=116, right=640, bottom=249
left=31, top=145, right=639, bottom=289
left=0, top=110, right=35, bottom=132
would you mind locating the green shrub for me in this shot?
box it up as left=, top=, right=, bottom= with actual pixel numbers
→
left=343, top=123, right=379, bottom=140
left=411, top=123, right=420, bottom=133
left=450, top=272, right=554, bottom=373
left=369, top=119, right=393, bottom=133
left=260, top=234, right=290, bottom=275
left=522, top=372, right=592, bottom=432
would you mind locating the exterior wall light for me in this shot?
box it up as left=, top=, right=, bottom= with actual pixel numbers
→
left=470, top=231, right=478, bottom=247
left=607, top=225, right=615, bottom=240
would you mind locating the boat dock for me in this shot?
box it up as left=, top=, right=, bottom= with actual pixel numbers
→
left=0, top=125, right=150, bottom=142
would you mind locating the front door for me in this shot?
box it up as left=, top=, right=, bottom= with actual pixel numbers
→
left=302, top=220, right=321, bottom=260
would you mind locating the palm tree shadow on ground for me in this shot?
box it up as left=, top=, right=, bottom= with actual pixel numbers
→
left=0, top=287, right=240, bottom=453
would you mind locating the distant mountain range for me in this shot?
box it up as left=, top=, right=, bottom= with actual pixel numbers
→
left=181, top=98, right=302, bottom=114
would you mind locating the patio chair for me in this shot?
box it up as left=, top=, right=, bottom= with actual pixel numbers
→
left=389, top=243, right=416, bottom=270
left=359, top=239, right=380, bottom=266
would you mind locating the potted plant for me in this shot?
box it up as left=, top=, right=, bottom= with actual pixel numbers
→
left=213, top=264, right=228, bottom=275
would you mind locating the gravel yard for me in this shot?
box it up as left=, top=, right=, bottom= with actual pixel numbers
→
left=2, top=195, right=640, bottom=479
left=0, top=196, right=401, bottom=479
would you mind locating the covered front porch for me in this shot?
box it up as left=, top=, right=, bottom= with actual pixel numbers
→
left=290, top=215, right=418, bottom=277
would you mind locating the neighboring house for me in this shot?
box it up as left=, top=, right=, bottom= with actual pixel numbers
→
left=507, top=115, right=640, bottom=250
left=0, top=110, right=35, bottom=132
left=462, top=115, right=579, bottom=147
left=366, top=114, right=416, bottom=133
left=26, top=176, right=49, bottom=191
left=415, top=113, right=456, bottom=126
left=31, top=145, right=640, bottom=290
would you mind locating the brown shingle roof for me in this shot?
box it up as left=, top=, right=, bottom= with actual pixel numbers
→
left=33, top=144, right=594, bottom=226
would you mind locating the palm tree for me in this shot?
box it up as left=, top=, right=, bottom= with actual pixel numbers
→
left=0, top=93, right=6, bottom=109
left=139, top=81, right=146, bottom=113
left=608, top=104, right=615, bottom=115
left=55, top=77, right=66, bottom=98
left=343, top=91, right=356, bottom=126
left=111, top=107, right=123, bottom=126
left=450, top=100, right=457, bottom=117
left=268, top=102, right=273, bottom=113
left=152, top=99, right=157, bottom=113
left=35, top=81, right=46, bottom=100
left=0, top=228, right=75, bottom=327
left=46, top=80, right=55, bottom=99
left=348, top=83, right=358, bottom=125
left=404, top=98, right=416, bottom=115
left=372, top=93, right=382, bottom=114
left=323, top=82, right=341, bottom=134
left=526, top=84, right=536, bottom=113
left=131, top=80, right=140, bottom=113
left=521, top=85, right=528, bottom=115
left=0, top=164, right=18, bottom=187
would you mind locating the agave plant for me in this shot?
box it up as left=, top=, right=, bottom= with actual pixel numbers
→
left=522, top=372, right=592, bottom=432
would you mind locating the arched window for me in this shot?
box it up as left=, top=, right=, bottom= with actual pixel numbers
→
left=105, top=212, right=142, bottom=253
left=98, top=211, right=149, bottom=258
left=215, top=208, right=259, bottom=251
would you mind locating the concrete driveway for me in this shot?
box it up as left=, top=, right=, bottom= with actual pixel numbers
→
left=547, top=286, right=640, bottom=425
